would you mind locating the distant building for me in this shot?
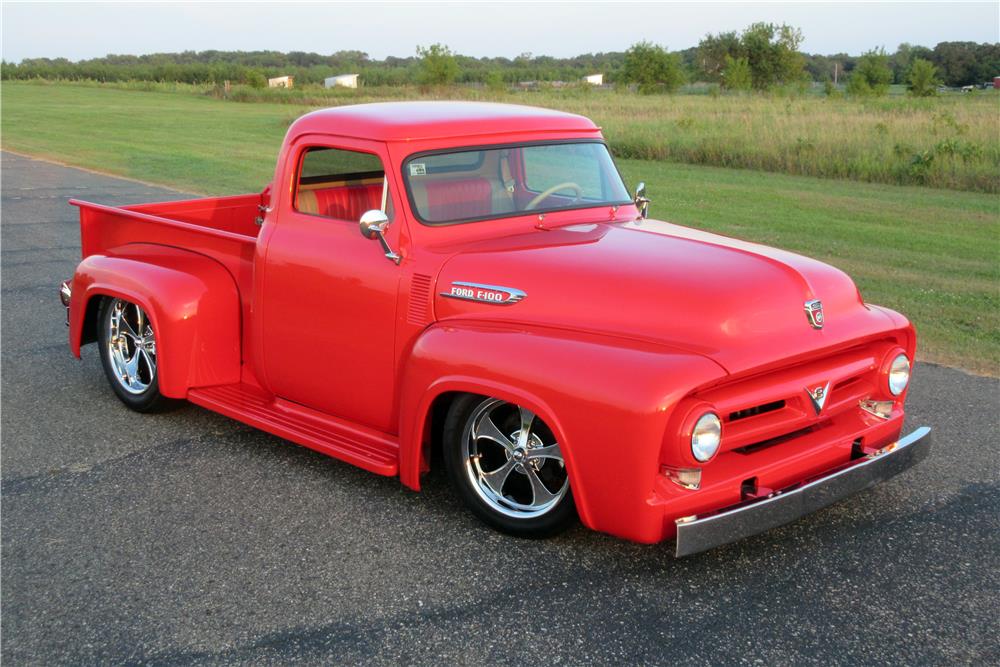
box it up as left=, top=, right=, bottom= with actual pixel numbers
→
left=994, top=76, right=1000, bottom=89
left=267, top=76, right=294, bottom=88
left=583, top=73, right=604, bottom=86
left=325, top=74, right=359, bottom=89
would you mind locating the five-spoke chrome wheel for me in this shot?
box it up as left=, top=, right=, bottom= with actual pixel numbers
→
left=462, top=398, right=569, bottom=518
left=98, top=297, right=171, bottom=413
left=106, top=298, right=157, bottom=394
left=442, top=395, right=575, bottom=537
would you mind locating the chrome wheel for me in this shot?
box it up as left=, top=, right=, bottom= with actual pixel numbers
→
left=105, top=298, right=156, bottom=395
left=462, top=398, right=569, bottom=519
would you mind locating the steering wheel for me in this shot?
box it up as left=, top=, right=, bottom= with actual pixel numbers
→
left=525, top=182, right=583, bottom=210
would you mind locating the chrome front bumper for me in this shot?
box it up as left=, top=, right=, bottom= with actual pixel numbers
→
left=674, top=426, right=932, bottom=557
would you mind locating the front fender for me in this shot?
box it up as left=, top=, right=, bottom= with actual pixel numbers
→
left=399, top=321, right=725, bottom=541
left=70, top=244, right=241, bottom=397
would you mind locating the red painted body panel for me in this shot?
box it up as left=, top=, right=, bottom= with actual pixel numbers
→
left=397, top=322, right=726, bottom=535
left=256, top=134, right=403, bottom=432
left=69, top=245, right=242, bottom=396
left=65, top=102, right=921, bottom=544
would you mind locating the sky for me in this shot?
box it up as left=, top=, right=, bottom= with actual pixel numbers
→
left=2, top=1, right=998, bottom=62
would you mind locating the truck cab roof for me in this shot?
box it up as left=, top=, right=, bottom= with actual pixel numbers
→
left=289, top=101, right=600, bottom=142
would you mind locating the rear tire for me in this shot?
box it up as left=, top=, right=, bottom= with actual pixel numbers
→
left=98, top=297, right=174, bottom=413
left=443, top=394, right=577, bottom=538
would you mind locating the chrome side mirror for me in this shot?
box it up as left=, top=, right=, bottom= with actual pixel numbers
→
left=634, top=182, right=650, bottom=219
left=359, top=210, right=400, bottom=265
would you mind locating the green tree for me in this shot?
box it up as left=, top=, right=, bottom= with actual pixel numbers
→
left=697, top=31, right=741, bottom=81
left=416, top=43, right=460, bottom=86
left=932, top=41, right=1000, bottom=86
left=891, top=43, right=914, bottom=84
left=775, top=24, right=806, bottom=84
left=244, top=69, right=266, bottom=89
left=907, top=58, right=940, bottom=96
left=484, top=69, right=506, bottom=92
left=622, top=41, right=685, bottom=94
left=720, top=22, right=806, bottom=90
left=845, top=72, right=871, bottom=96
left=722, top=55, right=752, bottom=91
left=848, top=48, right=892, bottom=96
left=739, top=22, right=777, bottom=87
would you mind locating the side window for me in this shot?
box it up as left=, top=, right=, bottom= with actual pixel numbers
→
left=294, top=146, right=393, bottom=221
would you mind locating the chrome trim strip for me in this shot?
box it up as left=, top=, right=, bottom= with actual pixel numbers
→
left=674, top=426, right=932, bottom=557
left=440, top=281, right=526, bottom=305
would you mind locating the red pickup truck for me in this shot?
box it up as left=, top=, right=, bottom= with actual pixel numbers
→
left=61, top=102, right=930, bottom=556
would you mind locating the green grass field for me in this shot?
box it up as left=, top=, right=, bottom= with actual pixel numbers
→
left=11, top=79, right=998, bottom=191
left=2, top=81, right=997, bottom=374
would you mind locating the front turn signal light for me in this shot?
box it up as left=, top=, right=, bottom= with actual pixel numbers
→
left=860, top=399, right=894, bottom=419
left=663, top=466, right=702, bottom=490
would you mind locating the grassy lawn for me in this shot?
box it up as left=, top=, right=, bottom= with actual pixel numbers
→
left=9, top=79, right=998, bottom=191
left=3, top=81, right=997, bottom=374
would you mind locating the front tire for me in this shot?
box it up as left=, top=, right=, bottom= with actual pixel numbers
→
left=443, top=394, right=577, bottom=537
left=98, top=297, right=173, bottom=413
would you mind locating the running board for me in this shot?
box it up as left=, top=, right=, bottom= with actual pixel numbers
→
left=188, top=384, right=399, bottom=476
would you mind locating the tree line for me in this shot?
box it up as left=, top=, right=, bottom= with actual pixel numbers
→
left=2, top=29, right=997, bottom=93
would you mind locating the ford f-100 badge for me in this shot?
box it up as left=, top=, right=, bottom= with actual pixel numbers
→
left=442, top=281, right=526, bottom=305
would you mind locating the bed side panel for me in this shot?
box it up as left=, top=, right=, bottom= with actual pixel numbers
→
left=70, top=245, right=241, bottom=397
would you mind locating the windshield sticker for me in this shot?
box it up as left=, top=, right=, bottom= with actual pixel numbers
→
left=409, top=163, right=426, bottom=176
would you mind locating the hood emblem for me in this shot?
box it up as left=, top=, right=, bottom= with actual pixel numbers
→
left=441, top=281, right=526, bottom=305
left=804, top=299, right=824, bottom=329
left=805, top=382, right=831, bottom=415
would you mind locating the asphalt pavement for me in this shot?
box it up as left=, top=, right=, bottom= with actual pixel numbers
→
left=2, top=151, right=998, bottom=665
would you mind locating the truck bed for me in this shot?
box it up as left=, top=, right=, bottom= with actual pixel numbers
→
left=70, top=190, right=265, bottom=254
left=69, top=191, right=267, bottom=323
left=124, top=192, right=266, bottom=239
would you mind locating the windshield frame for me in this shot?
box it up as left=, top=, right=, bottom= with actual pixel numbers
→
left=400, top=139, right=633, bottom=226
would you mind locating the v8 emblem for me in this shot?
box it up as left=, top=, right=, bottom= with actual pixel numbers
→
left=806, top=383, right=830, bottom=415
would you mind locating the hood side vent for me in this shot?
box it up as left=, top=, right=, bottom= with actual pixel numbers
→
left=408, top=273, right=434, bottom=326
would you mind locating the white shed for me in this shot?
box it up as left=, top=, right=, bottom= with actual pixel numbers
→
left=267, top=76, right=294, bottom=88
left=583, top=73, right=604, bottom=86
left=325, top=74, right=360, bottom=89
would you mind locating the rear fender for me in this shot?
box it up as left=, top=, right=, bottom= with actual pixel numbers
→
left=69, top=244, right=241, bottom=397
left=398, top=321, right=725, bottom=539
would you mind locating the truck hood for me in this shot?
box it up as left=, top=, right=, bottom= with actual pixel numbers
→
left=433, top=218, right=898, bottom=375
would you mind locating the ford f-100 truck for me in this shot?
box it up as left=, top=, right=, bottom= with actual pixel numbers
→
left=60, top=102, right=931, bottom=556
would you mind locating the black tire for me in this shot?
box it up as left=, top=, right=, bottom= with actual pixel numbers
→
left=98, top=297, right=175, bottom=413
left=442, top=394, right=577, bottom=538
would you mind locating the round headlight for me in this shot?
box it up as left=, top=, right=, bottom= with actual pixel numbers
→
left=691, top=412, right=722, bottom=462
left=888, top=353, right=911, bottom=396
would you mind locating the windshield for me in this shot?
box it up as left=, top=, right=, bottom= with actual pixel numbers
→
left=403, top=142, right=631, bottom=224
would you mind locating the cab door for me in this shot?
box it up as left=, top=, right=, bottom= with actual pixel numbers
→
left=259, top=137, right=403, bottom=432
